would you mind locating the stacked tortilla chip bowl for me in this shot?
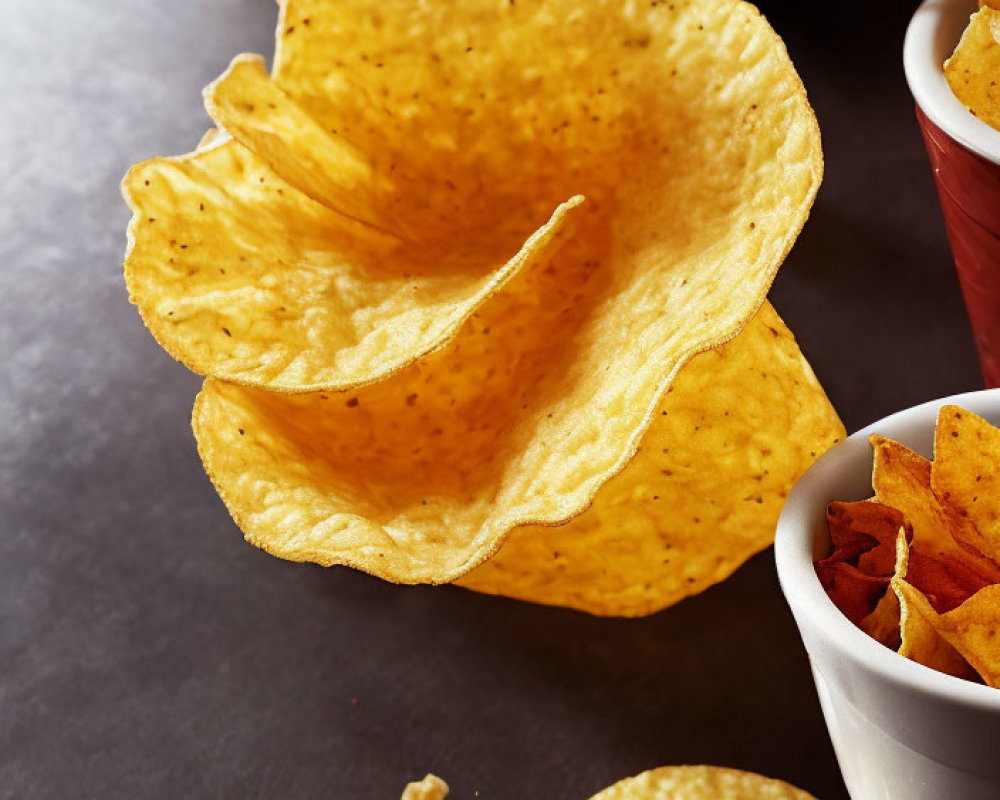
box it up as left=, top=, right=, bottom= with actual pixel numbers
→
left=123, top=0, right=842, bottom=616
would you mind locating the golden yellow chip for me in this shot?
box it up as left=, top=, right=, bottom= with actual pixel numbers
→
left=126, top=0, right=821, bottom=397
left=859, top=528, right=908, bottom=649
left=870, top=436, right=1000, bottom=583
left=204, top=54, right=388, bottom=233
left=587, top=766, right=817, bottom=800
left=401, top=775, right=448, bottom=800
left=186, top=0, right=833, bottom=612
left=196, top=127, right=228, bottom=151
left=923, top=584, right=1000, bottom=687
left=458, top=304, right=842, bottom=615
left=893, top=577, right=979, bottom=682
left=871, top=529, right=966, bottom=673
left=932, top=405, right=1000, bottom=564
left=123, top=135, right=580, bottom=393
left=195, top=300, right=840, bottom=613
left=125, top=0, right=841, bottom=613
left=945, top=6, right=1000, bottom=131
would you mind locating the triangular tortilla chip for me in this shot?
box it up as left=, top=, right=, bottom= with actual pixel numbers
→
left=860, top=528, right=910, bottom=649
left=871, top=435, right=1000, bottom=603
left=932, top=405, right=1000, bottom=564
left=927, top=584, right=1000, bottom=687
left=894, top=577, right=978, bottom=681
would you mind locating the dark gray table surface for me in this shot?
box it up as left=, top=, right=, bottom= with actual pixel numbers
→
left=1, top=1, right=984, bottom=798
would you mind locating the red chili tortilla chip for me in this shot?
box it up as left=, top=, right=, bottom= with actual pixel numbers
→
left=821, top=500, right=907, bottom=577
left=816, top=561, right=889, bottom=626
left=906, top=548, right=994, bottom=613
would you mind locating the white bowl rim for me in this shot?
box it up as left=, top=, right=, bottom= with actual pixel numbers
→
left=904, top=0, right=1000, bottom=166
left=776, top=387, right=1000, bottom=713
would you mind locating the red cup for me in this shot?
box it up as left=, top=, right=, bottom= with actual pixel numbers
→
left=905, top=0, right=1000, bottom=387
left=917, top=108, right=1000, bottom=385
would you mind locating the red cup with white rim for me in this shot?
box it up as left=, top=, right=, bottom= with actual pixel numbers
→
left=905, top=0, right=1000, bottom=387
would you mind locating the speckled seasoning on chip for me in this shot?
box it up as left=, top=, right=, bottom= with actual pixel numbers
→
left=401, top=766, right=818, bottom=800
left=125, top=0, right=843, bottom=615
left=589, top=766, right=818, bottom=800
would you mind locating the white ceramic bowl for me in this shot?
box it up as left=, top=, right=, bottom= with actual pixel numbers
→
left=904, top=0, right=1000, bottom=165
left=776, top=389, right=1000, bottom=800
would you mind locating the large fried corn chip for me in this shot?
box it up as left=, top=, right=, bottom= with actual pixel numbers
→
left=181, top=0, right=837, bottom=613
left=123, top=136, right=580, bottom=392
left=127, top=0, right=821, bottom=395
left=587, top=766, right=817, bottom=800
left=195, top=300, right=841, bottom=611
left=458, top=304, right=842, bottom=615
left=122, top=0, right=842, bottom=613
left=945, top=6, right=1000, bottom=132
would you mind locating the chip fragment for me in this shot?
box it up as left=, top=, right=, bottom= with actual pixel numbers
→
left=860, top=529, right=909, bottom=650
left=587, top=766, right=818, bottom=800
left=401, top=775, right=449, bottom=800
